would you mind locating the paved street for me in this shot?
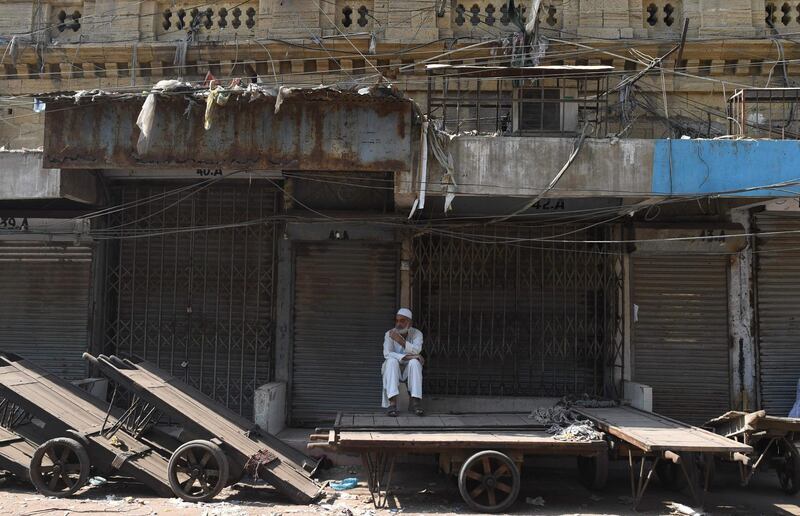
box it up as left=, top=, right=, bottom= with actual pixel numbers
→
left=0, top=459, right=798, bottom=515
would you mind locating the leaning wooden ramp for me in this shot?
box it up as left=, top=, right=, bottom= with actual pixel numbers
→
left=86, top=353, right=322, bottom=504
left=0, top=353, right=174, bottom=498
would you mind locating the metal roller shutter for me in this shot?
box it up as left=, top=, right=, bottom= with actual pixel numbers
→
left=755, top=213, right=800, bottom=415
left=103, top=182, right=279, bottom=419
left=291, top=242, right=398, bottom=426
left=632, top=255, right=730, bottom=425
left=0, top=241, right=91, bottom=379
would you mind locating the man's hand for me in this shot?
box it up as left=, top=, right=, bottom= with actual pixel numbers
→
left=389, top=330, right=405, bottom=345
left=403, top=354, right=425, bottom=366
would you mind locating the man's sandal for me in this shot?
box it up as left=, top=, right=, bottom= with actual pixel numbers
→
left=387, top=407, right=399, bottom=417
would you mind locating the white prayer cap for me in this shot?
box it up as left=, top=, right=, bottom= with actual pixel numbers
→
left=396, top=308, right=413, bottom=320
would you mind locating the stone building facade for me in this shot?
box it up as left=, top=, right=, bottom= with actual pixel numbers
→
left=1, top=1, right=798, bottom=147
left=3, top=2, right=800, bottom=427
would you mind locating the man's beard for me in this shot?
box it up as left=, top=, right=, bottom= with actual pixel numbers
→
left=396, top=326, right=410, bottom=335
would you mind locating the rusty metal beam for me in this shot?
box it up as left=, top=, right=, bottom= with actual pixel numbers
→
left=43, top=93, right=412, bottom=171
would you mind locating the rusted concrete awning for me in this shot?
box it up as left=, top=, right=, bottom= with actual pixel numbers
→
left=41, top=87, right=413, bottom=171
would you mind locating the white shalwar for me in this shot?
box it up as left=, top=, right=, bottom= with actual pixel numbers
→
left=790, top=378, right=800, bottom=418
left=381, top=327, right=423, bottom=408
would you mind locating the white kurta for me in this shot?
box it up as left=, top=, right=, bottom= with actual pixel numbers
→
left=381, top=327, right=423, bottom=408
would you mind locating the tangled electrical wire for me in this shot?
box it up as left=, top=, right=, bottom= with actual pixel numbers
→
left=528, top=395, right=618, bottom=442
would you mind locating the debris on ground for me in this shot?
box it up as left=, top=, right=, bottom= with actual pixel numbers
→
left=88, top=476, right=107, bottom=486
left=667, top=502, right=706, bottom=515
left=525, top=496, right=546, bottom=506
left=330, top=477, right=358, bottom=490
left=201, top=502, right=249, bottom=516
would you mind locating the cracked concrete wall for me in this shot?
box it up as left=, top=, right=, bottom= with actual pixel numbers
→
left=0, top=151, right=98, bottom=203
left=729, top=208, right=757, bottom=411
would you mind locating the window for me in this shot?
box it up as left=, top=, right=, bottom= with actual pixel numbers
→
left=518, top=88, right=561, bottom=132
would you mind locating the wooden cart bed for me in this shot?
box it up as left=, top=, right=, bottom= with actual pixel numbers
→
left=313, top=428, right=605, bottom=454
left=574, top=406, right=752, bottom=454
left=314, top=412, right=605, bottom=455
left=311, top=411, right=608, bottom=512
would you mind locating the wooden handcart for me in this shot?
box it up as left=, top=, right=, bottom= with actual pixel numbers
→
left=705, top=410, right=800, bottom=494
left=576, top=406, right=753, bottom=509
left=309, top=412, right=609, bottom=513
left=85, top=353, right=323, bottom=504
left=0, top=352, right=175, bottom=498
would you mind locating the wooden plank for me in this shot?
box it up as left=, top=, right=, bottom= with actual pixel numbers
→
left=395, top=416, right=416, bottom=427
left=353, top=415, right=375, bottom=427
left=335, top=412, right=543, bottom=430
left=333, top=430, right=606, bottom=452
left=0, top=384, right=102, bottom=431
left=372, top=415, right=399, bottom=427
left=753, top=415, right=800, bottom=433
left=575, top=406, right=752, bottom=454
left=458, top=415, right=500, bottom=427
left=406, top=415, right=445, bottom=428
left=494, top=414, right=533, bottom=426
left=438, top=415, right=464, bottom=428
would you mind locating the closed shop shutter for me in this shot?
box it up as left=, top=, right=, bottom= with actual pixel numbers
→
left=103, top=182, right=279, bottom=419
left=0, top=241, right=91, bottom=379
left=755, top=213, right=800, bottom=415
left=632, top=255, right=730, bottom=425
left=291, top=243, right=398, bottom=426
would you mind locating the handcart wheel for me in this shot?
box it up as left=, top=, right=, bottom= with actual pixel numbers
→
left=168, top=440, right=230, bottom=502
left=458, top=450, right=520, bottom=513
left=656, top=453, right=697, bottom=491
left=776, top=439, right=800, bottom=495
left=30, top=437, right=91, bottom=497
left=577, top=451, right=609, bottom=490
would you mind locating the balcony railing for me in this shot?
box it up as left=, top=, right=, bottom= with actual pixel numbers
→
left=426, top=64, right=612, bottom=137
left=728, top=88, right=800, bottom=139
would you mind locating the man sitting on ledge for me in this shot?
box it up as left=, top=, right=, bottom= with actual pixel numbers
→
left=381, top=308, right=424, bottom=417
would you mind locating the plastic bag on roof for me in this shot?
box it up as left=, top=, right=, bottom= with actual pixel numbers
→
left=136, top=80, right=186, bottom=154
left=136, top=93, right=156, bottom=155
